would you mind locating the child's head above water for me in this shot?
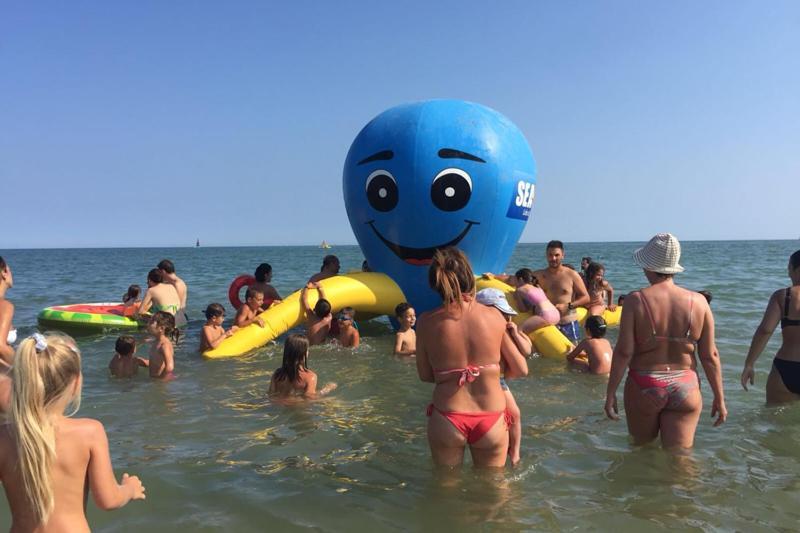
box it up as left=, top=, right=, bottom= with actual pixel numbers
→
left=125, top=285, right=141, bottom=301
left=585, top=315, right=608, bottom=338
left=336, top=307, right=355, bottom=327
left=514, top=268, right=537, bottom=286
left=274, top=334, right=310, bottom=383
left=10, top=332, right=82, bottom=523
left=204, top=303, right=225, bottom=321
left=147, top=268, right=163, bottom=286
left=245, top=288, right=264, bottom=308
left=476, top=288, right=517, bottom=318
left=314, top=298, right=331, bottom=319
left=254, top=263, right=272, bottom=282
left=395, top=302, right=416, bottom=326
left=115, top=335, right=136, bottom=357
left=149, top=311, right=176, bottom=337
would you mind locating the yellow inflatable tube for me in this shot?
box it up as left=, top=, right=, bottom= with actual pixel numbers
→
left=203, top=272, right=405, bottom=359
left=475, top=277, right=622, bottom=359
left=475, top=277, right=574, bottom=360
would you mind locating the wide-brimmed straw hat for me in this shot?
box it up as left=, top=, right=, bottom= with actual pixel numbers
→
left=633, top=233, right=684, bottom=274
left=476, top=288, right=517, bottom=316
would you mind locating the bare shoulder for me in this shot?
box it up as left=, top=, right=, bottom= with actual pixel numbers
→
left=0, top=299, right=13, bottom=312
left=67, top=418, right=106, bottom=440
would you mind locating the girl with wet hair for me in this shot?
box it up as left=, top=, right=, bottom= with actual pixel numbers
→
left=269, top=334, right=336, bottom=399
left=0, top=333, right=145, bottom=530
left=585, top=262, right=615, bottom=316
left=427, top=247, right=475, bottom=306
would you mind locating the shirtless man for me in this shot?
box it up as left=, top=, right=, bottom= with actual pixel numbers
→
left=158, top=259, right=188, bottom=320
left=533, top=240, right=590, bottom=343
left=309, top=255, right=340, bottom=284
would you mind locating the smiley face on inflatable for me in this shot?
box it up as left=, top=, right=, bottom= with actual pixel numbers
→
left=343, top=100, right=537, bottom=313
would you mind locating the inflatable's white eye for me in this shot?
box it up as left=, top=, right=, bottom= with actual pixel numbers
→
left=431, top=168, right=472, bottom=211
left=366, top=170, right=398, bottom=212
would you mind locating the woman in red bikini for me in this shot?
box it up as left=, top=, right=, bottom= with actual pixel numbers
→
left=604, top=234, right=726, bottom=450
left=416, top=248, right=528, bottom=467
left=741, top=250, right=800, bottom=403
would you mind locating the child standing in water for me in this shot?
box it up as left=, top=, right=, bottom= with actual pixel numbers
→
left=269, top=334, right=337, bottom=399
left=200, top=303, right=237, bottom=352
left=148, top=312, right=176, bottom=379
left=301, top=282, right=333, bottom=345
left=334, top=308, right=360, bottom=348
left=235, top=288, right=266, bottom=328
left=0, top=333, right=145, bottom=531
left=566, top=315, right=613, bottom=374
left=108, top=335, right=148, bottom=378
left=476, top=288, right=532, bottom=466
left=393, top=302, right=417, bottom=356
left=584, top=262, right=615, bottom=316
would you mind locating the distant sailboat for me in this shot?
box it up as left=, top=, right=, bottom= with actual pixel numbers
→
left=196, top=239, right=200, bottom=248
left=320, top=240, right=332, bottom=249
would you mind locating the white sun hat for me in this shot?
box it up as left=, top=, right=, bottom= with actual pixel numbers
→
left=633, top=233, right=685, bottom=274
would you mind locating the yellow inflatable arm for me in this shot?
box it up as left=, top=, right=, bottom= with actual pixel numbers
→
left=203, top=272, right=406, bottom=359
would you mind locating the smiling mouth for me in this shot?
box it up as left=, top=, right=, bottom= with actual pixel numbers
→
left=366, top=220, right=480, bottom=266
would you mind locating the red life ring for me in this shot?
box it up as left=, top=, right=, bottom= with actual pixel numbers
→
left=228, top=274, right=256, bottom=310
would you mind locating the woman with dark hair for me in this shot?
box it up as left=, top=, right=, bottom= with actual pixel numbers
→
left=416, top=248, right=528, bottom=467
left=0, top=256, right=15, bottom=412
left=604, top=234, right=726, bottom=450
left=135, top=269, right=182, bottom=325
left=741, top=250, right=800, bottom=403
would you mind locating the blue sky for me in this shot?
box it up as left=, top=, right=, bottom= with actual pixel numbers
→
left=1, top=1, right=797, bottom=248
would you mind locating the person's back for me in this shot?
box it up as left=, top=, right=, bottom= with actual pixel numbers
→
left=584, top=337, right=613, bottom=374
left=419, top=298, right=507, bottom=413
left=628, top=283, right=705, bottom=370
left=1, top=333, right=144, bottom=531
left=778, top=285, right=800, bottom=358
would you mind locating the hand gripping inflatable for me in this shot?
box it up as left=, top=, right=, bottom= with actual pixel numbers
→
left=344, top=100, right=537, bottom=314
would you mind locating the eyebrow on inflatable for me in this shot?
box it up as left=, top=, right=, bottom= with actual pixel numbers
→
left=438, top=148, right=485, bottom=163
left=358, top=150, right=394, bottom=165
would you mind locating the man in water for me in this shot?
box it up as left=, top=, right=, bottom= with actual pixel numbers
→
left=309, top=255, right=340, bottom=283
left=533, top=241, right=590, bottom=343
left=158, top=259, right=188, bottom=322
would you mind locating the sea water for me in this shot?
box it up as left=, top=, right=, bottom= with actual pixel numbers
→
left=1, top=241, right=799, bottom=531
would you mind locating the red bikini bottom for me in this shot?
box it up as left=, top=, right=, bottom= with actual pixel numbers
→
left=427, top=404, right=512, bottom=444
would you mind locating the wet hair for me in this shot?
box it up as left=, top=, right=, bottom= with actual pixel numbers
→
left=698, top=290, right=712, bottom=304
left=617, top=294, right=626, bottom=306
left=124, top=285, right=140, bottom=301
left=321, top=255, right=339, bottom=271
left=314, top=298, right=331, bottom=319
left=157, top=259, right=175, bottom=274
left=204, top=303, right=225, bottom=320
left=585, top=262, right=605, bottom=292
left=585, top=315, right=607, bottom=338
left=0, top=256, right=6, bottom=271
left=395, top=302, right=412, bottom=317
left=254, top=263, right=272, bottom=282
left=340, top=306, right=355, bottom=319
left=150, top=311, right=178, bottom=341
left=10, top=333, right=82, bottom=524
left=428, top=247, right=475, bottom=306
left=791, top=250, right=800, bottom=271
left=514, top=268, right=538, bottom=286
left=273, top=334, right=310, bottom=384
left=147, top=268, right=163, bottom=284
left=115, top=335, right=136, bottom=356
left=362, top=260, right=371, bottom=272
left=245, top=287, right=264, bottom=301
left=546, top=240, right=564, bottom=251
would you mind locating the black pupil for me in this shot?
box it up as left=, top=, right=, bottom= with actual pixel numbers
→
left=366, top=174, right=398, bottom=212
left=431, top=173, right=471, bottom=211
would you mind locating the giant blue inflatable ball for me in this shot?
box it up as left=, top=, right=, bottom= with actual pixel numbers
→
left=343, top=100, right=537, bottom=313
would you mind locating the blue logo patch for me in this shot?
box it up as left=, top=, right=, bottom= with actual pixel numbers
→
left=506, top=180, right=535, bottom=220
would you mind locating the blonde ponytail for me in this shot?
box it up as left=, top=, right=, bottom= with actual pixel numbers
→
left=10, top=333, right=81, bottom=524
left=428, top=247, right=476, bottom=306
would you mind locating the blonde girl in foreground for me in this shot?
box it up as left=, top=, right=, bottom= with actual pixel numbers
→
left=0, top=333, right=145, bottom=532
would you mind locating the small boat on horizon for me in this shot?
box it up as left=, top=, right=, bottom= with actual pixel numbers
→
left=196, top=239, right=200, bottom=248
left=320, top=240, right=332, bottom=249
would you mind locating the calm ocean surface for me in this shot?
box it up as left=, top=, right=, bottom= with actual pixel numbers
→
left=1, top=241, right=800, bottom=531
